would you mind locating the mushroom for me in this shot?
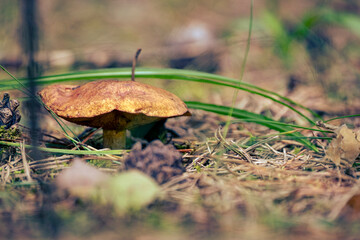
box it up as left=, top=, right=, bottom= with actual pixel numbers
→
left=38, top=79, right=190, bottom=149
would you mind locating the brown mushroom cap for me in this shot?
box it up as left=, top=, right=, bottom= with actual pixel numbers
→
left=38, top=80, right=190, bottom=130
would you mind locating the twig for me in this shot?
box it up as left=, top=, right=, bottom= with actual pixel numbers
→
left=281, top=149, right=307, bottom=167
left=1, top=166, right=10, bottom=184
left=215, top=127, right=253, bottom=163
left=283, top=148, right=288, bottom=162
left=245, top=135, right=279, bottom=152
left=131, top=48, right=142, bottom=81
left=20, top=140, right=33, bottom=182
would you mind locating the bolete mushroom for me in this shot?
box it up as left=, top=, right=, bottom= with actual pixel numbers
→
left=38, top=79, right=190, bottom=149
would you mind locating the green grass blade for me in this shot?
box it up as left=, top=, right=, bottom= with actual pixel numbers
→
left=231, top=119, right=331, bottom=133
left=224, top=0, right=253, bottom=137
left=186, top=101, right=319, bottom=152
left=324, top=114, right=360, bottom=123
left=0, top=140, right=127, bottom=155
left=0, top=68, right=320, bottom=124
left=0, top=65, right=82, bottom=147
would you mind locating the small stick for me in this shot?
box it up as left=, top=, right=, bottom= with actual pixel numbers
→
left=131, top=48, right=142, bottom=81
left=21, top=140, right=33, bottom=182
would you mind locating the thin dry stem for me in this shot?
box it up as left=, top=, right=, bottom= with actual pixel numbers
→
left=21, top=140, right=33, bottom=182
left=131, top=48, right=142, bottom=81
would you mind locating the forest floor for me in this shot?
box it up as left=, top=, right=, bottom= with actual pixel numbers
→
left=0, top=102, right=359, bottom=240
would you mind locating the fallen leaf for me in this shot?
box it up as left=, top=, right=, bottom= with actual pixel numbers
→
left=326, top=125, right=360, bottom=169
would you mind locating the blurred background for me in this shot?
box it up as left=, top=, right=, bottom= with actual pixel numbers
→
left=1, top=1, right=360, bottom=239
left=1, top=0, right=360, bottom=114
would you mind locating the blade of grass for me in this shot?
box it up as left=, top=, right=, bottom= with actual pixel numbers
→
left=0, top=68, right=321, bottom=119
left=185, top=101, right=319, bottom=151
left=0, top=140, right=127, bottom=155
left=230, top=119, right=332, bottom=133
left=324, top=114, right=360, bottom=123
left=1, top=64, right=82, bottom=148
left=1, top=68, right=320, bottom=124
left=0, top=65, right=33, bottom=97
left=223, top=0, right=253, bottom=138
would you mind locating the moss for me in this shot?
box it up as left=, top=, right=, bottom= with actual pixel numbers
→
left=87, top=159, right=114, bottom=168
left=0, top=126, right=21, bottom=140
left=0, top=126, right=21, bottom=163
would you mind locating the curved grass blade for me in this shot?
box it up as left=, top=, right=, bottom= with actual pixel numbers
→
left=0, top=65, right=83, bottom=148
left=230, top=119, right=331, bottom=133
left=186, top=101, right=319, bottom=152
left=0, top=140, right=127, bottom=155
left=223, top=0, right=253, bottom=138
left=324, top=114, right=360, bottom=123
left=0, top=68, right=320, bottom=124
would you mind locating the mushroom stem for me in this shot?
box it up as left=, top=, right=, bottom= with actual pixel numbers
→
left=103, top=129, right=127, bottom=149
